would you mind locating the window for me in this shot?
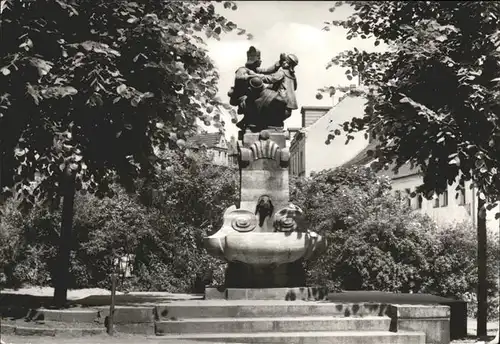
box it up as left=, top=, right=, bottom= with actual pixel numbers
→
left=300, top=151, right=304, bottom=173
left=458, top=188, right=466, bottom=205
left=405, top=188, right=411, bottom=208
left=441, top=190, right=448, bottom=207
left=433, top=195, right=440, bottom=208
left=394, top=190, right=401, bottom=200
left=417, top=194, right=423, bottom=209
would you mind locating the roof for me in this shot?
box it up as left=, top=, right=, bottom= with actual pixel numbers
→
left=342, top=139, right=378, bottom=168
left=377, top=162, right=420, bottom=180
left=300, top=105, right=332, bottom=114
left=186, top=132, right=224, bottom=149
left=341, top=138, right=421, bottom=180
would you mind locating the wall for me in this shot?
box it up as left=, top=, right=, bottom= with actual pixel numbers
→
left=290, top=135, right=306, bottom=176
left=390, top=173, right=499, bottom=232
left=209, top=148, right=229, bottom=166
left=304, top=96, right=369, bottom=176
left=301, top=107, right=331, bottom=128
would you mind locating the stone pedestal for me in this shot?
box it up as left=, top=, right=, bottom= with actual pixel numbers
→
left=225, top=260, right=305, bottom=289
left=204, top=128, right=326, bottom=290
left=388, top=304, right=450, bottom=344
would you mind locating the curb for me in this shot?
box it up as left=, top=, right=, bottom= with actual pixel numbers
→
left=1, top=323, right=105, bottom=337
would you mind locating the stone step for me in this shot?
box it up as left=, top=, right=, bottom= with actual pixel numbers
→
left=156, top=300, right=387, bottom=320
left=1, top=321, right=105, bottom=337
left=155, top=316, right=391, bottom=334
left=34, top=308, right=100, bottom=323
left=151, top=330, right=425, bottom=344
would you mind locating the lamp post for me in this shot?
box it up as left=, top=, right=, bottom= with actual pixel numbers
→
left=107, top=253, right=134, bottom=336
left=107, top=261, right=119, bottom=336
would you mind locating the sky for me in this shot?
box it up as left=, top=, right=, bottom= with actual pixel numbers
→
left=205, top=1, right=387, bottom=139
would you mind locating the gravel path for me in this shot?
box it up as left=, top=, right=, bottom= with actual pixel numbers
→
left=0, top=334, right=224, bottom=344
left=0, top=334, right=496, bottom=344
left=0, top=287, right=198, bottom=300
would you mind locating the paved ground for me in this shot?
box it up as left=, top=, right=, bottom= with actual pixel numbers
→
left=0, top=334, right=226, bottom=344
left=1, top=287, right=499, bottom=344
left=0, top=287, right=200, bottom=301
left=1, top=334, right=497, bottom=344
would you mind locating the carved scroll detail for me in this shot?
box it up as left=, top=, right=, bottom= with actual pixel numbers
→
left=239, top=137, right=290, bottom=168
left=224, top=209, right=257, bottom=233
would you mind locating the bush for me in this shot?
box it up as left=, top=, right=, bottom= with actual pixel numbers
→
left=292, top=166, right=499, bottom=320
left=0, top=200, right=60, bottom=288
left=0, top=200, right=25, bottom=287
left=292, top=166, right=438, bottom=292
left=0, top=150, right=237, bottom=292
left=432, top=222, right=499, bottom=319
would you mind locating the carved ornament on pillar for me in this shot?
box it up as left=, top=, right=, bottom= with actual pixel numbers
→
left=239, top=130, right=290, bottom=168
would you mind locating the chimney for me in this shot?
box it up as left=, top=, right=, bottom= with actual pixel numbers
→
left=300, top=106, right=331, bottom=128
left=288, top=127, right=300, bottom=143
left=331, top=94, right=339, bottom=106
left=330, top=87, right=338, bottom=106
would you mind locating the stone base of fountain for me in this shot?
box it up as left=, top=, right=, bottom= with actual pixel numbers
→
left=204, top=128, right=327, bottom=294
left=224, top=260, right=306, bottom=289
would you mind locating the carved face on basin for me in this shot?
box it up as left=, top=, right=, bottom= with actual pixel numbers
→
left=273, top=203, right=306, bottom=232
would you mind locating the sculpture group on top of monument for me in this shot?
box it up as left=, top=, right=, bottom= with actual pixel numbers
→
left=228, top=46, right=299, bottom=133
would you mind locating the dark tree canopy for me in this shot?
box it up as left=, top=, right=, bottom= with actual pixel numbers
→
left=322, top=1, right=500, bottom=208
left=0, top=0, right=244, bottom=206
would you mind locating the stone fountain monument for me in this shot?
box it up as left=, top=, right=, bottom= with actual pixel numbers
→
left=204, top=49, right=327, bottom=298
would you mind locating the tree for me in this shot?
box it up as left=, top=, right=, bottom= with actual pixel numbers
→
left=139, top=149, right=239, bottom=230
left=0, top=0, right=244, bottom=307
left=322, top=1, right=500, bottom=336
left=291, top=166, right=439, bottom=292
left=0, top=150, right=238, bottom=292
left=135, top=150, right=239, bottom=291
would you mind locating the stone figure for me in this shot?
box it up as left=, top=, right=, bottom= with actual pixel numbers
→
left=228, top=47, right=299, bottom=133
left=240, top=77, right=289, bottom=132
left=273, top=203, right=307, bottom=232
left=254, top=53, right=299, bottom=120
left=255, top=195, right=274, bottom=227
left=228, top=46, right=280, bottom=121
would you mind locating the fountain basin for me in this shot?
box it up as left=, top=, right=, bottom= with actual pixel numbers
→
left=204, top=231, right=326, bottom=265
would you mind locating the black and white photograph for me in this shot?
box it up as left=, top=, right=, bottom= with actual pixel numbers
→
left=0, top=1, right=499, bottom=344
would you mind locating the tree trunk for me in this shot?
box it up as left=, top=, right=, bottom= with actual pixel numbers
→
left=477, top=197, right=488, bottom=337
left=496, top=216, right=500, bottom=344
left=53, top=168, right=76, bottom=308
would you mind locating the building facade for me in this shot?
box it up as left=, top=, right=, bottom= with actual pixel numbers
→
left=289, top=95, right=369, bottom=177
left=386, top=167, right=498, bottom=231
left=186, top=132, right=230, bottom=166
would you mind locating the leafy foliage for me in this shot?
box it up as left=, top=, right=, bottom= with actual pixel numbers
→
left=0, top=0, right=243, bottom=207
left=291, top=166, right=499, bottom=318
left=433, top=222, right=499, bottom=319
left=322, top=1, right=500, bottom=206
left=291, top=166, right=436, bottom=292
left=138, top=149, right=239, bottom=231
